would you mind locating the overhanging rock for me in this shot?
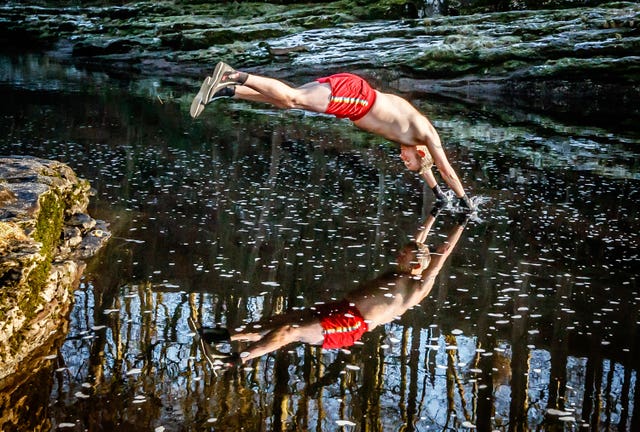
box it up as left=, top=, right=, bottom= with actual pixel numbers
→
left=0, top=156, right=111, bottom=382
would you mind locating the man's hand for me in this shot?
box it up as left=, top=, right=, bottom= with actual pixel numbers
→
left=429, top=204, right=443, bottom=218
left=458, top=194, right=476, bottom=212
left=431, top=185, right=448, bottom=204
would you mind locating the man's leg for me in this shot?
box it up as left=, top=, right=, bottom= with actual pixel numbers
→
left=237, top=320, right=324, bottom=363
left=230, top=73, right=331, bottom=112
left=191, top=62, right=245, bottom=118
left=231, top=308, right=316, bottom=342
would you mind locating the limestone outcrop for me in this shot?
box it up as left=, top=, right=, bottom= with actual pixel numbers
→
left=0, top=156, right=110, bottom=382
left=0, top=1, right=637, bottom=118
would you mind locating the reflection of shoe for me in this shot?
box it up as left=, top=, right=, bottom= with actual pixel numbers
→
left=189, top=62, right=240, bottom=118
left=201, top=326, right=231, bottom=345
left=187, top=316, right=201, bottom=334
left=200, top=342, right=241, bottom=368
left=187, top=317, right=200, bottom=334
left=188, top=317, right=231, bottom=344
left=188, top=317, right=240, bottom=369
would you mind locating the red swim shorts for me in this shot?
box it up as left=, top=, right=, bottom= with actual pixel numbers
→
left=316, top=73, right=377, bottom=121
left=314, top=300, right=369, bottom=349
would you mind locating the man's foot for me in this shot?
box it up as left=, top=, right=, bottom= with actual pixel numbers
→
left=208, top=86, right=235, bottom=104
left=189, top=61, right=242, bottom=118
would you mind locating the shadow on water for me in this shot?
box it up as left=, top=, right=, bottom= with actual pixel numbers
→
left=0, top=55, right=639, bottom=431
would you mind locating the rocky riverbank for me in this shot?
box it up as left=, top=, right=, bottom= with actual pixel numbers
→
left=0, top=156, right=110, bottom=383
left=0, top=1, right=638, bottom=117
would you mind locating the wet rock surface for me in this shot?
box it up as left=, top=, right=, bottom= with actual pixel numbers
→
left=0, top=1, right=638, bottom=116
left=0, top=156, right=110, bottom=382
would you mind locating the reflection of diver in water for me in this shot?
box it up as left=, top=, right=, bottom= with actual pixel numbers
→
left=190, top=208, right=468, bottom=368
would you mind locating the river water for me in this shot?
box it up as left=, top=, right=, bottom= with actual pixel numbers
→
left=1, top=54, right=639, bottom=431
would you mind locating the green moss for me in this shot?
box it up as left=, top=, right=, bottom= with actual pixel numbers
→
left=19, top=191, right=65, bottom=320
left=34, top=192, right=65, bottom=261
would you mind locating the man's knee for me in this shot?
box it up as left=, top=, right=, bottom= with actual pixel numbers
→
left=284, top=90, right=309, bottom=110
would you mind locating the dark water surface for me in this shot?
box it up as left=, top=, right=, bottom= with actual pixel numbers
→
left=1, top=55, right=639, bottom=431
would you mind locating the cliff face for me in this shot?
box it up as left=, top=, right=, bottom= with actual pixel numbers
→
left=0, top=156, right=110, bottom=383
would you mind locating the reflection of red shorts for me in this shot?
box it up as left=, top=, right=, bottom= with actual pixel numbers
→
left=316, top=73, right=377, bottom=121
left=315, top=300, right=368, bottom=349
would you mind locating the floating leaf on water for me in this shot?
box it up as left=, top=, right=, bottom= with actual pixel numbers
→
left=547, top=409, right=571, bottom=416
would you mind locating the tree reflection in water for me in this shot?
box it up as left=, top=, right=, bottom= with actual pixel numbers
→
left=42, top=280, right=637, bottom=431
left=48, top=213, right=639, bottom=431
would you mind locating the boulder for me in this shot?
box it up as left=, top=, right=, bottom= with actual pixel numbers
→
left=0, top=156, right=111, bottom=382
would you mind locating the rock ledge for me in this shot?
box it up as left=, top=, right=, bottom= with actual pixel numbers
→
left=0, top=156, right=110, bottom=382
